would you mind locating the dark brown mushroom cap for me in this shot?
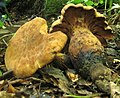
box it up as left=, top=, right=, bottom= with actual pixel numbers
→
left=50, top=3, right=115, bottom=58
left=5, top=17, right=67, bottom=78
left=50, top=4, right=114, bottom=46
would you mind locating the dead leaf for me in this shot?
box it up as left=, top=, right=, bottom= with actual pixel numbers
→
left=7, top=83, right=18, bottom=93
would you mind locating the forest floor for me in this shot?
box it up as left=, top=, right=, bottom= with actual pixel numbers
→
left=0, top=3, right=120, bottom=98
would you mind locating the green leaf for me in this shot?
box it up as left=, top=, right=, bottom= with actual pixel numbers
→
left=0, top=20, right=4, bottom=28
left=85, top=1, right=94, bottom=6
left=2, top=14, right=8, bottom=20
left=0, top=70, right=2, bottom=76
left=0, top=20, right=6, bottom=29
left=67, top=0, right=81, bottom=4
left=84, top=0, right=88, bottom=2
left=73, top=0, right=81, bottom=4
left=99, top=0, right=104, bottom=4
left=94, top=2, right=99, bottom=6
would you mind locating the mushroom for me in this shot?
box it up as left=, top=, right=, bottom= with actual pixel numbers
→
left=50, top=4, right=114, bottom=43
left=50, top=4, right=118, bottom=94
left=5, top=17, right=67, bottom=78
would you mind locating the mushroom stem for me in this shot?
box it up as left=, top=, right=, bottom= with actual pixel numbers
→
left=54, top=53, right=73, bottom=70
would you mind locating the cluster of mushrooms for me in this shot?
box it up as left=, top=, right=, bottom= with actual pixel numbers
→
left=5, top=4, right=119, bottom=95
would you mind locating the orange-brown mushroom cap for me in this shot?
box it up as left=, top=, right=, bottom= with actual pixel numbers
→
left=5, top=17, right=67, bottom=78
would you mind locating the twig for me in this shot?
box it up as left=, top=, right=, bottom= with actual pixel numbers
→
left=2, top=39, right=8, bottom=46
left=104, top=0, right=107, bottom=15
left=0, top=33, right=14, bottom=40
left=0, top=70, right=13, bottom=80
